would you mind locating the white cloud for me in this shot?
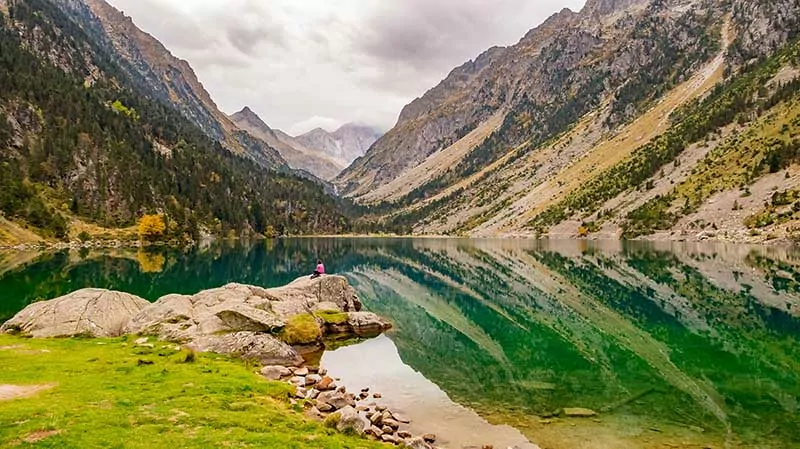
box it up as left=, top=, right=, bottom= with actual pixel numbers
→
left=106, top=0, right=586, bottom=135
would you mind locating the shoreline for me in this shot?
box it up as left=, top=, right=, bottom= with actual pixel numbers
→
left=2, top=233, right=798, bottom=253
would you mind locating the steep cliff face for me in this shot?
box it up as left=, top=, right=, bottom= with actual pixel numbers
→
left=229, top=107, right=344, bottom=180
left=53, top=0, right=286, bottom=170
left=336, top=0, right=721, bottom=197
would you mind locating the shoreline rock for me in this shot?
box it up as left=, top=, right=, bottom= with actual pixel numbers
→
left=0, top=289, right=150, bottom=338
left=2, top=276, right=392, bottom=366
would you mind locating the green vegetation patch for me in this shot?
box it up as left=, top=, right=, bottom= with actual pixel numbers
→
left=279, top=313, right=322, bottom=345
left=0, top=335, right=381, bottom=448
left=316, top=310, right=349, bottom=325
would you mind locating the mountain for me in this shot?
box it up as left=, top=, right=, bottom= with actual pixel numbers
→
left=55, top=0, right=286, bottom=170
left=229, top=107, right=344, bottom=180
left=296, top=123, right=382, bottom=169
left=0, top=0, right=361, bottom=243
left=335, top=0, right=800, bottom=243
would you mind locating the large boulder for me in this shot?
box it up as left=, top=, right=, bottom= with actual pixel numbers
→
left=267, top=276, right=362, bottom=317
left=1, top=289, right=149, bottom=338
left=187, top=331, right=303, bottom=366
left=335, top=406, right=370, bottom=435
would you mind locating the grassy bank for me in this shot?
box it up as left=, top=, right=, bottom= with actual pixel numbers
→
left=0, top=335, right=382, bottom=448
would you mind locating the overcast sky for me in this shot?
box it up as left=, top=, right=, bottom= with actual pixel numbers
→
left=106, top=0, right=586, bottom=136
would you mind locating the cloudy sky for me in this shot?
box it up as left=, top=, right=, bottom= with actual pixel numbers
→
left=106, top=0, right=586, bottom=135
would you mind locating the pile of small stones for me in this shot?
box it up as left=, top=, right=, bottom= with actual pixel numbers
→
left=261, top=364, right=440, bottom=448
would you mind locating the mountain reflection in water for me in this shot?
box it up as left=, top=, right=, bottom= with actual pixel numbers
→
left=1, top=238, right=798, bottom=449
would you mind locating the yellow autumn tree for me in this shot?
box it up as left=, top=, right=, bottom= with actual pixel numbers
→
left=138, top=214, right=166, bottom=242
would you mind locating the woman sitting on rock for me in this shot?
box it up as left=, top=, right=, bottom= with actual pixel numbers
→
left=310, top=259, right=325, bottom=279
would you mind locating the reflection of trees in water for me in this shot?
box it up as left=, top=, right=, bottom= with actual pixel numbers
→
left=137, top=249, right=165, bottom=273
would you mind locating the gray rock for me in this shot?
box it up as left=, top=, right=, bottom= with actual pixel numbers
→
left=123, top=294, right=197, bottom=340
left=305, top=374, right=322, bottom=385
left=121, top=277, right=383, bottom=366
left=365, top=426, right=384, bottom=438
left=294, top=387, right=307, bottom=399
left=313, top=301, right=342, bottom=312
left=335, top=406, right=370, bottom=435
left=563, top=407, right=598, bottom=417
left=305, top=407, right=325, bottom=421
left=260, top=365, right=292, bottom=380
left=369, top=411, right=383, bottom=425
left=1, top=288, right=150, bottom=338
left=347, top=312, right=393, bottom=335
left=305, top=389, right=320, bottom=400
left=317, top=402, right=334, bottom=413
left=317, top=391, right=356, bottom=410
left=381, top=434, right=399, bottom=444
left=422, top=434, right=436, bottom=443
left=215, top=304, right=285, bottom=332
left=403, top=437, right=433, bottom=449
left=382, top=425, right=394, bottom=435
left=383, top=418, right=400, bottom=430
left=293, top=367, right=310, bottom=376
left=397, top=431, right=412, bottom=439
left=187, top=332, right=303, bottom=366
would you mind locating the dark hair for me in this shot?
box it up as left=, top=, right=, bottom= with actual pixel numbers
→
left=317, top=259, right=322, bottom=264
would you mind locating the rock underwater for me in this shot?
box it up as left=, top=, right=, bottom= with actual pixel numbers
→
left=2, top=276, right=392, bottom=366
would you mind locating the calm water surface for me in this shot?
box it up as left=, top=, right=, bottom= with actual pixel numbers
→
left=1, top=238, right=799, bottom=449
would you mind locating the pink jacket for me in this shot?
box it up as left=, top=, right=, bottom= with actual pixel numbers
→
left=316, top=263, right=325, bottom=274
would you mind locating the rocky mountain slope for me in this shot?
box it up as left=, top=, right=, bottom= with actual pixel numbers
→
left=336, top=0, right=800, bottom=243
left=0, top=0, right=359, bottom=243
left=55, top=0, right=286, bottom=170
left=229, top=107, right=344, bottom=180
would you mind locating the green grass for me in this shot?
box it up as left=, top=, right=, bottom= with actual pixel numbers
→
left=279, top=314, right=322, bottom=345
left=0, top=335, right=382, bottom=448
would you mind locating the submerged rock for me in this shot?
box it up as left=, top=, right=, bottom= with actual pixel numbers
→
left=563, top=407, right=598, bottom=417
left=1, top=289, right=149, bottom=338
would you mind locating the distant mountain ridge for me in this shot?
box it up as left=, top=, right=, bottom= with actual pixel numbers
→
left=296, top=123, right=382, bottom=169
left=230, top=106, right=381, bottom=180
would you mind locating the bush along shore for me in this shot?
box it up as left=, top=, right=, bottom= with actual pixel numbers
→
left=0, top=276, right=447, bottom=448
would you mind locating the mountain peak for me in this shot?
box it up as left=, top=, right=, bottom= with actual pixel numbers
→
left=582, top=0, right=650, bottom=16
left=230, top=106, right=270, bottom=129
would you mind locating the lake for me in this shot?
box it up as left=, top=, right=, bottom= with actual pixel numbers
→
left=1, top=238, right=799, bottom=449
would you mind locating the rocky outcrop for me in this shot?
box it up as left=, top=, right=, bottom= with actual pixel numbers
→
left=2, top=276, right=391, bottom=367
left=0, top=289, right=149, bottom=338
left=122, top=276, right=388, bottom=363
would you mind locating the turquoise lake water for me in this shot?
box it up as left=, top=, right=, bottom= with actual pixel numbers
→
left=1, top=238, right=798, bottom=449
